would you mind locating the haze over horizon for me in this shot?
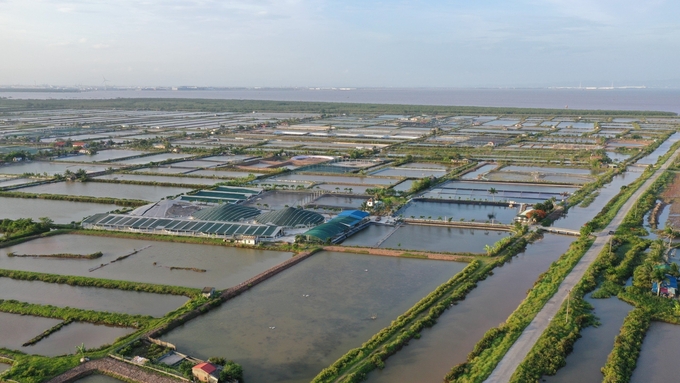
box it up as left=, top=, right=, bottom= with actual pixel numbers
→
left=2, top=0, right=680, bottom=88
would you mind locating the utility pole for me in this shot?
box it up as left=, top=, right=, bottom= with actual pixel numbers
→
left=565, top=288, right=572, bottom=324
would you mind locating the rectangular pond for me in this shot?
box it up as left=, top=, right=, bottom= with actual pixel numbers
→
left=0, top=197, right=121, bottom=223
left=93, top=174, right=220, bottom=186
left=0, top=278, right=188, bottom=317
left=160, top=251, right=468, bottom=383
left=399, top=201, right=520, bottom=224
left=16, top=182, right=191, bottom=201
left=370, top=167, right=447, bottom=178
left=0, top=234, right=293, bottom=289
left=342, top=224, right=510, bottom=253
left=422, top=180, right=578, bottom=203
left=23, top=322, right=134, bottom=357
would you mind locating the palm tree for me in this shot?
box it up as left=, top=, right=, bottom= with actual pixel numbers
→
left=652, top=268, right=668, bottom=296
left=662, top=225, right=678, bottom=250
left=489, top=187, right=498, bottom=202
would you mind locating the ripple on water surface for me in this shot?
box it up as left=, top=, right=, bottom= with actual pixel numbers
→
left=161, top=251, right=468, bottom=383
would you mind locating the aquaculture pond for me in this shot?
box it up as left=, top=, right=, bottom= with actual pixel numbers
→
left=0, top=197, right=121, bottom=223
left=0, top=177, right=36, bottom=187
left=93, top=173, right=220, bottom=186
left=0, top=162, right=112, bottom=176
left=185, top=169, right=263, bottom=178
left=161, top=251, right=468, bottom=383
left=461, top=164, right=498, bottom=180
left=370, top=167, right=447, bottom=178
left=74, top=375, right=124, bottom=383
left=399, top=201, right=520, bottom=224
left=0, top=234, right=293, bottom=289
left=342, top=224, right=510, bottom=253
left=246, top=191, right=313, bottom=210
left=311, top=183, right=372, bottom=194
left=631, top=322, right=680, bottom=383
left=109, top=153, right=192, bottom=165
left=365, top=234, right=574, bottom=383
left=23, top=322, right=134, bottom=357
left=16, top=182, right=192, bottom=201
left=635, top=132, right=680, bottom=166
left=311, top=195, right=369, bottom=209
left=0, top=312, right=62, bottom=353
left=53, top=150, right=147, bottom=163
left=0, top=363, right=10, bottom=373
left=268, top=173, right=397, bottom=186
left=543, top=296, right=632, bottom=383
left=0, top=278, right=188, bottom=317
left=422, top=180, right=577, bottom=203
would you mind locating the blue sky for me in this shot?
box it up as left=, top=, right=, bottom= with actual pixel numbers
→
left=1, top=0, right=679, bottom=87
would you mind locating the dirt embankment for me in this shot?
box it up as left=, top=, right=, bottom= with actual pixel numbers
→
left=323, top=245, right=475, bottom=262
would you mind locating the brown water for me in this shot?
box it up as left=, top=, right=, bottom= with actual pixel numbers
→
left=16, top=182, right=191, bottom=201
left=365, top=234, right=574, bottom=383
left=0, top=234, right=293, bottom=289
left=343, top=224, right=510, bottom=253
left=0, top=312, right=62, bottom=353
left=0, top=278, right=188, bottom=317
left=630, top=321, right=680, bottom=383
left=23, top=322, right=134, bottom=357
left=0, top=197, right=122, bottom=223
left=542, top=296, right=632, bottom=383
left=74, top=375, right=124, bottom=383
left=161, top=251, right=468, bottom=383
left=0, top=363, right=10, bottom=373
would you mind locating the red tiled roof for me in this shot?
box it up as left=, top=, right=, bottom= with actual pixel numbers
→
left=193, top=362, right=217, bottom=374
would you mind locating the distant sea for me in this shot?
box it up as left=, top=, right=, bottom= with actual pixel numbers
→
left=1, top=88, right=679, bottom=114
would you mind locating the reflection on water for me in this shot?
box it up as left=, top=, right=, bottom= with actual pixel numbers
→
left=162, top=251, right=467, bottom=383
left=543, top=296, right=632, bottom=383
left=342, top=224, right=510, bottom=253
left=631, top=322, right=680, bottom=383
left=0, top=234, right=292, bottom=288
left=365, top=234, right=574, bottom=383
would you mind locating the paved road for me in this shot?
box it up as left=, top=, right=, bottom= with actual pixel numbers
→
left=484, top=149, right=680, bottom=383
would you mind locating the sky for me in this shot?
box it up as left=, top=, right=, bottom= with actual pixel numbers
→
left=1, top=0, right=680, bottom=88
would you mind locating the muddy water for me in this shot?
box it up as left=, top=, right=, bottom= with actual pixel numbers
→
left=16, top=182, right=191, bottom=201
left=0, top=278, right=187, bottom=317
left=343, top=224, right=510, bottom=253
left=0, top=234, right=292, bottom=289
left=161, top=251, right=468, bottom=383
left=0, top=312, right=62, bottom=352
left=365, top=234, right=574, bottom=383
left=543, top=296, right=632, bottom=383
left=631, top=321, right=680, bottom=383
left=0, top=197, right=121, bottom=223
left=23, top=322, right=134, bottom=357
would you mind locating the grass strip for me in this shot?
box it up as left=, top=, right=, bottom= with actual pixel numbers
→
left=0, top=269, right=200, bottom=298
left=0, top=191, right=149, bottom=207
left=7, top=251, right=103, bottom=259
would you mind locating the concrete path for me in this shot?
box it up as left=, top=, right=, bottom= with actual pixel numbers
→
left=484, top=149, right=680, bottom=383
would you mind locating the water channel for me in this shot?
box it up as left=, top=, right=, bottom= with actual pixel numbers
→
left=0, top=234, right=293, bottom=289
left=631, top=321, right=680, bottom=383
left=161, top=251, right=468, bottom=383
left=365, top=234, right=574, bottom=383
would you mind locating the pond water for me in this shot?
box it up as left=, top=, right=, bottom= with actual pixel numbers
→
left=74, top=375, right=124, bottom=383
left=185, top=169, right=263, bottom=178
left=543, top=296, right=632, bottom=383
left=399, top=163, right=449, bottom=170
left=500, top=166, right=596, bottom=175
left=132, top=166, right=191, bottom=175
left=0, top=278, right=187, bottom=317
left=365, top=234, right=574, bottom=383
left=24, top=322, right=134, bottom=357
left=0, top=234, right=293, bottom=289
left=370, top=167, right=447, bottom=178
left=636, top=132, right=680, bottom=166
left=399, top=201, right=520, bottom=224
left=0, top=363, right=10, bottom=373
left=461, top=164, right=498, bottom=180
left=0, top=312, right=61, bottom=354
left=0, top=162, right=111, bottom=176
left=606, top=151, right=632, bottom=162
left=0, top=197, right=121, bottom=223
left=0, top=177, right=36, bottom=187
left=342, top=224, right=509, bottom=253
left=423, top=180, right=577, bottom=203
left=268, top=174, right=397, bottom=186
left=312, top=195, right=368, bottom=209
left=631, top=321, right=680, bottom=383
left=93, top=173, right=219, bottom=186
left=161, top=251, right=468, bottom=383
left=555, top=169, right=644, bottom=230
left=109, top=153, right=192, bottom=165
left=53, top=150, right=148, bottom=163
left=311, top=183, right=372, bottom=194
left=17, top=182, right=191, bottom=201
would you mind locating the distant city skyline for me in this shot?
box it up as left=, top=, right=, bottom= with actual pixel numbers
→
left=2, top=1, right=679, bottom=88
